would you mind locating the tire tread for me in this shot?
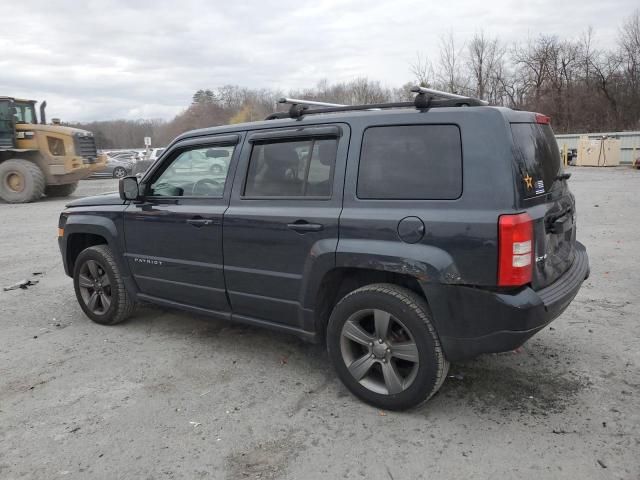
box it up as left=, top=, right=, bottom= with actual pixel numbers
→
left=0, top=159, right=46, bottom=203
left=330, top=283, right=449, bottom=409
left=75, top=245, right=135, bottom=325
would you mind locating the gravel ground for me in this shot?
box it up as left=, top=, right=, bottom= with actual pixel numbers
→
left=0, top=168, right=638, bottom=480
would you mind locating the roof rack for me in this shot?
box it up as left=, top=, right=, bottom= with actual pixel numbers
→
left=278, top=97, right=348, bottom=108
left=265, top=86, right=488, bottom=120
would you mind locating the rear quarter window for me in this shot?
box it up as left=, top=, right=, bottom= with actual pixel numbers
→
left=357, top=125, right=462, bottom=200
left=511, top=123, right=561, bottom=197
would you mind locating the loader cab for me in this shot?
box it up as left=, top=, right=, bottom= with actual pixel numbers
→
left=11, top=100, right=37, bottom=125
left=0, top=98, right=16, bottom=147
left=0, top=98, right=38, bottom=147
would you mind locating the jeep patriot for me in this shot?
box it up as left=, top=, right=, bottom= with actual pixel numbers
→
left=58, top=89, right=589, bottom=410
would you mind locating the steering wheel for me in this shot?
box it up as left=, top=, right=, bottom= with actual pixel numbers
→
left=192, top=178, right=223, bottom=196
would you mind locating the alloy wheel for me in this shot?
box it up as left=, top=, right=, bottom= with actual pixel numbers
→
left=340, top=309, right=420, bottom=395
left=78, top=260, right=112, bottom=315
left=113, top=167, right=127, bottom=178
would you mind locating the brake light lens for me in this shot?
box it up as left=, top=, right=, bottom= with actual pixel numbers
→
left=498, top=213, right=533, bottom=287
left=535, top=113, right=550, bottom=124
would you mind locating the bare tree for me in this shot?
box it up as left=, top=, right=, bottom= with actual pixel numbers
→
left=466, top=30, right=504, bottom=100
left=513, top=35, right=557, bottom=104
left=410, top=52, right=434, bottom=87
left=590, top=49, right=623, bottom=128
left=618, top=9, right=640, bottom=127
left=438, top=32, right=468, bottom=94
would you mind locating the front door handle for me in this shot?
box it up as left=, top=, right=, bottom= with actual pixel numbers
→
left=187, top=217, right=213, bottom=227
left=287, top=221, right=324, bottom=233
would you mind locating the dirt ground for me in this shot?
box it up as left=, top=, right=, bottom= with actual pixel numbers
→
left=0, top=167, right=638, bottom=480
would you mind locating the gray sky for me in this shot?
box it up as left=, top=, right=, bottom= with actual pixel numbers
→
left=0, top=0, right=633, bottom=122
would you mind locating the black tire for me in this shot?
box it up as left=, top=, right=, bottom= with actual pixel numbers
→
left=112, top=167, right=127, bottom=179
left=45, top=182, right=78, bottom=197
left=327, top=283, right=449, bottom=410
left=73, top=245, right=136, bottom=325
left=0, top=159, right=46, bottom=203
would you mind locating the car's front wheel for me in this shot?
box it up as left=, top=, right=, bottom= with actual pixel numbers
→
left=327, top=283, right=449, bottom=410
left=73, top=245, right=136, bottom=325
left=112, top=167, right=127, bottom=179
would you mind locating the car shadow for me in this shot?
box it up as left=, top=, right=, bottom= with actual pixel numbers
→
left=429, top=351, right=587, bottom=417
left=127, top=305, right=586, bottom=416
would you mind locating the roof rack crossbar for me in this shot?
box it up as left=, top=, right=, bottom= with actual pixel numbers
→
left=266, top=101, right=417, bottom=120
left=278, top=97, right=348, bottom=108
left=264, top=86, right=488, bottom=120
left=411, top=86, right=489, bottom=106
left=410, top=86, right=467, bottom=100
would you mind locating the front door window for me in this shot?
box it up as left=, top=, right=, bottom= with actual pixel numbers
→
left=149, top=145, right=234, bottom=197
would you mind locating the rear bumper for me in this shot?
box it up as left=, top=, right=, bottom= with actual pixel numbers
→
left=428, top=242, right=589, bottom=361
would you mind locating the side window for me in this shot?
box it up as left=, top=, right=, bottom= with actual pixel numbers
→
left=149, top=145, right=234, bottom=197
left=244, top=137, right=337, bottom=198
left=357, top=125, right=462, bottom=200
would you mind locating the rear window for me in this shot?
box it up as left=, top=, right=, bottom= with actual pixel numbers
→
left=357, top=125, right=462, bottom=200
left=244, top=138, right=337, bottom=197
left=511, top=123, right=561, bottom=197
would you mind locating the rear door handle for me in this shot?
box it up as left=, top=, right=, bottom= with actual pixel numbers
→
left=187, top=217, right=213, bottom=227
left=287, top=221, right=324, bottom=233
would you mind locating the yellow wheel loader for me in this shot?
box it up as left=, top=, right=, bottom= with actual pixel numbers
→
left=0, top=97, right=106, bottom=203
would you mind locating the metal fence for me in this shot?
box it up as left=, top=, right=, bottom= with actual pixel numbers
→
left=555, top=131, right=640, bottom=164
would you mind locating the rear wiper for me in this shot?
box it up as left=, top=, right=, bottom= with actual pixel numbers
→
left=556, top=172, right=571, bottom=181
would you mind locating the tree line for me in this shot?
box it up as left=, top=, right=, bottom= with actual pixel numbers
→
left=72, top=10, right=639, bottom=149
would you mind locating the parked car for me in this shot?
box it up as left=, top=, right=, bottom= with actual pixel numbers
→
left=132, top=148, right=166, bottom=176
left=115, top=152, right=139, bottom=162
left=148, top=148, right=165, bottom=161
left=89, top=155, right=133, bottom=179
left=105, top=150, right=138, bottom=160
left=167, top=148, right=230, bottom=176
left=57, top=90, right=589, bottom=410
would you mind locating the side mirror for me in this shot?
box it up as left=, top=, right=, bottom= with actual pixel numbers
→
left=119, top=176, right=140, bottom=201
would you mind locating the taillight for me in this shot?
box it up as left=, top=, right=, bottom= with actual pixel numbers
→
left=498, top=213, right=533, bottom=287
left=535, top=113, right=550, bottom=124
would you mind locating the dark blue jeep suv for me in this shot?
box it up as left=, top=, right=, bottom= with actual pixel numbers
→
left=58, top=91, right=589, bottom=410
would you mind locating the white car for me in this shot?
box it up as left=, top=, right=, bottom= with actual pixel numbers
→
left=146, top=148, right=165, bottom=162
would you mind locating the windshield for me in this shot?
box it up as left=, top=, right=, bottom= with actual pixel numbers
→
left=511, top=123, right=562, bottom=198
left=13, top=102, right=37, bottom=124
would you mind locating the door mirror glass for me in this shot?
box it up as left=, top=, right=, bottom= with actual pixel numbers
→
left=119, top=176, right=139, bottom=200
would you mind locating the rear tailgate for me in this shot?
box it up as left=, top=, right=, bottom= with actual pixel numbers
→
left=511, top=120, right=576, bottom=290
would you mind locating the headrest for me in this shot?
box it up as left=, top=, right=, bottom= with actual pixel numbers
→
left=264, top=142, right=299, bottom=168
left=317, top=140, right=337, bottom=166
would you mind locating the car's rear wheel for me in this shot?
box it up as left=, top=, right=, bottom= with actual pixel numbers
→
left=327, top=283, right=449, bottom=410
left=112, top=167, right=127, bottom=179
left=73, top=245, right=136, bottom=325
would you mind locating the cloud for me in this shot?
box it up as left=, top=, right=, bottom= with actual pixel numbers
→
left=0, top=0, right=633, bottom=121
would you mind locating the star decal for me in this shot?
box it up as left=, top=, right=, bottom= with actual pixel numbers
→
left=523, top=174, right=533, bottom=190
